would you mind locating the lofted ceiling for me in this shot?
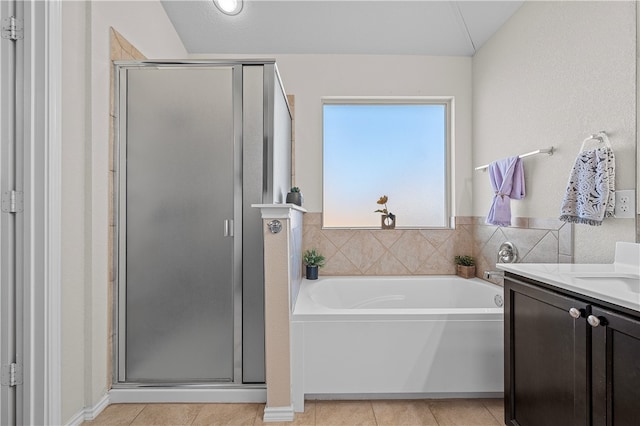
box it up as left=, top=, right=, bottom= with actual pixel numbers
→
left=161, top=0, right=525, bottom=56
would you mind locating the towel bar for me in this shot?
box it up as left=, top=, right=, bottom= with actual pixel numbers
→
left=474, top=147, right=554, bottom=172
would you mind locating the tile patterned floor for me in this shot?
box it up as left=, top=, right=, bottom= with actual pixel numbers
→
left=84, top=399, right=504, bottom=425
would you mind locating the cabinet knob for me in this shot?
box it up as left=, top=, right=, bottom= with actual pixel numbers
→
left=587, top=315, right=601, bottom=327
left=569, top=307, right=582, bottom=319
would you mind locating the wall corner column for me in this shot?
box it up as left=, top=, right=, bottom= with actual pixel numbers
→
left=253, top=204, right=305, bottom=423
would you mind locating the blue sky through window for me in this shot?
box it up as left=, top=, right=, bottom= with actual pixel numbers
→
left=323, top=103, right=447, bottom=228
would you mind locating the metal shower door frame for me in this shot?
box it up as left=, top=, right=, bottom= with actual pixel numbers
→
left=113, top=62, right=245, bottom=385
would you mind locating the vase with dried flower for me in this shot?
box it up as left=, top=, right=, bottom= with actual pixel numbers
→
left=374, top=195, right=396, bottom=229
left=454, top=255, right=476, bottom=279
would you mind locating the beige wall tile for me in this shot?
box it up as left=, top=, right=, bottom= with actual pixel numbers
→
left=559, top=254, right=573, bottom=263
left=303, top=215, right=573, bottom=276
left=322, top=229, right=355, bottom=248
left=109, top=29, right=121, bottom=60
left=452, top=226, right=474, bottom=255
left=558, top=222, right=573, bottom=256
left=107, top=28, right=148, bottom=404
left=455, top=216, right=474, bottom=225
left=303, top=227, right=339, bottom=260
left=420, top=229, right=455, bottom=248
left=388, top=232, right=436, bottom=273
left=364, top=253, right=411, bottom=275
left=521, top=232, right=559, bottom=263
left=437, top=234, right=462, bottom=262
left=472, top=216, right=574, bottom=278
left=340, top=232, right=387, bottom=272
left=474, top=224, right=499, bottom=249
left=501, top=227, right=550, bottom=259
left=120, top=51, right=135, bottom=61
left=478, top=228, right=508, bottom=266
left=321, top=251, right=359, bottom=276
left=370, top=229, right=405, bottom=249
left=304, top=212, right=322, bottom=226
left=417, top=251, right=456, bottom=275
left=131, top=46, right=146, bottom=61
left=511, top=217, right=529, bottom=228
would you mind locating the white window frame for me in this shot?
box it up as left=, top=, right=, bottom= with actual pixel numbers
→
left=321, top=96, right=453, bottom=230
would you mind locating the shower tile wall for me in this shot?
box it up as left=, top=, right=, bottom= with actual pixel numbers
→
left=302, top=213, right=573, bottom=279
left=108, top=29, right=147, bottom=387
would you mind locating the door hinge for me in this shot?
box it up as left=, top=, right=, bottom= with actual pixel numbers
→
left=2, top=16, right=23, bottom=41
left=2, top=190, right=24, bottom=213
left=1, top=363, right=22, bottom=387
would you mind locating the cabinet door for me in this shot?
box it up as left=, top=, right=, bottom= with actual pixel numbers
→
left=591, top=306, right=640, bottom=426
left=505, top=277, right=589, bottom=426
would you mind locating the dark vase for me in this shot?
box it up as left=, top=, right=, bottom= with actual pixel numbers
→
left=381, top=214, right=396, bottom=229
left=286, top=192, right=303, bottom=206
left=306, top=265, right=318, bottom=280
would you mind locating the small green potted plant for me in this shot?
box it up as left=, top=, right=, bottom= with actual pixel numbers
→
left=303, top=248, right=325, bottom=280
left=286, top=186, right=303, bottom=206
left=454, top=255, right=476, bottom=279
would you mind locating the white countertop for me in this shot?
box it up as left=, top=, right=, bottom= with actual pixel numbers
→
left=497, top=242, right=640, bottom=313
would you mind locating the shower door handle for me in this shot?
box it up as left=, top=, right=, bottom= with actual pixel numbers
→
left=224, top=219, right=234, bottom=237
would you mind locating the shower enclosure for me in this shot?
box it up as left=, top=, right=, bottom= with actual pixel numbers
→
left=113, top=61, right=291, bottom=386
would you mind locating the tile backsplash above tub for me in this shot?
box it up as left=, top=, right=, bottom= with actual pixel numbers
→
left=302, top=213, right=573, bottom=278
left=302, top=214, right=474, bottom=276
left=474, top=217, right=573, bottom=284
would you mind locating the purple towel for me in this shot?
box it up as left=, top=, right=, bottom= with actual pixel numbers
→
left=486, top=156, right=525, bottom=227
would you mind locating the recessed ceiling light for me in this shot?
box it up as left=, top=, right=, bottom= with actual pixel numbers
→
left=213, top=0, right=243, bottom=16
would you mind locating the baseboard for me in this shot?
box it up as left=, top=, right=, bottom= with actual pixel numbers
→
left=263, top=405, right=295, bottom=422
left=305, top=392, right=504, bottom=400
left=65, top=393, right=110, bottom=426
left=109, top=387, right=267, bottom=403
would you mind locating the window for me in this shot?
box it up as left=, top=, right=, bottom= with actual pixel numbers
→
left=322, top=98, right=451, bottom=229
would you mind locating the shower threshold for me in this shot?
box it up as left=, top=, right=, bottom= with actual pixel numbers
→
left=109, top=384, right=266, bottom=404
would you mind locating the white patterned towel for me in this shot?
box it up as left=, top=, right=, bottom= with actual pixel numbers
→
left=559, top=147, right=615, bottom=226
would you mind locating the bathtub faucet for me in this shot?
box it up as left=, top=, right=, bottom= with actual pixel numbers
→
left=483, top=270, right=504, bottom=280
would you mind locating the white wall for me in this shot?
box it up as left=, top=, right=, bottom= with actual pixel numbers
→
left=61, top=1, right=89, bottom=420
left=473, top=1, right=636, bottom=263
left=191, top=54, right=474, bottom=216
left=278, top=55, right=473, bottom=216
left=61, top=0, right=187, bottom=422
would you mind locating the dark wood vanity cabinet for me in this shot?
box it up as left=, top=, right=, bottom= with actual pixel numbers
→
left=505, top=274, right=640, bottom=426
left=590, top=305, right=640, bottom=426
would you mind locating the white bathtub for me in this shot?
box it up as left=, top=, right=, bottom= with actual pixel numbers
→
left=291, top=275, right=504, bottom=412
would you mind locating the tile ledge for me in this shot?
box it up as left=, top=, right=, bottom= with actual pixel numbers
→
left=253, top=203, right=307, bottom=219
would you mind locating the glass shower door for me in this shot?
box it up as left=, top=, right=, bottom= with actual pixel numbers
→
left=121, top=67, right=238, bottom=383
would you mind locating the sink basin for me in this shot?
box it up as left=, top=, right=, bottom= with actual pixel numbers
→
left=560, top=273, right=640, bottom=294
left=560, top=272, right=639, bottom=279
